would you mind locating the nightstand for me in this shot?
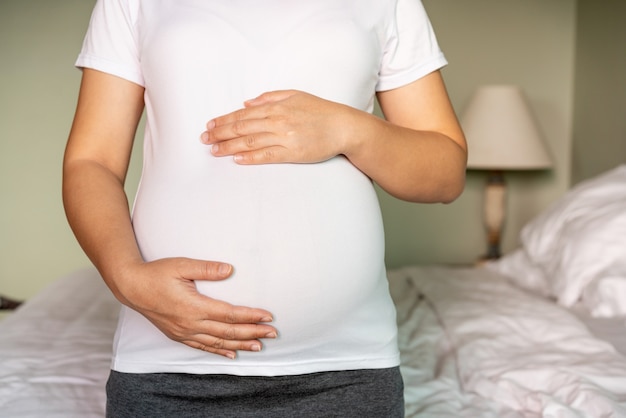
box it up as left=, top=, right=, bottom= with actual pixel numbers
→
left=0, top=295, right=23, bottom=320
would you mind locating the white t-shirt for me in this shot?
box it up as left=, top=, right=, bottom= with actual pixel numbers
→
left=77, top=0, right=447, bottom=376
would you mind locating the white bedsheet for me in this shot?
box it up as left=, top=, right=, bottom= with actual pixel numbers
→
left=3, top=266, right=626, bottom=417
left=569, top=305, right=626, bottom=357
left=0, top=268, right=119, bottom=418
left=391, top=266, right=626, bottom=418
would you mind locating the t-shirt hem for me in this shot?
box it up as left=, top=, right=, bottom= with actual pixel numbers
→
left=376, top=53, right=448, bottom=92
left=75, top=54, right=145, bottom=87
left=110, top=355, right=401, bottom=377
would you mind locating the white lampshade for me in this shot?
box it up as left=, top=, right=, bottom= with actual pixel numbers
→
left=462, top=85, right=553, bottom=170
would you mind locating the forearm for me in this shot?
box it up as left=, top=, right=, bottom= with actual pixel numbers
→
left=346, top=70, right=467, bottom=203
left=62, top=160, right=143, bottom=304
left=343, top=112, right=467, bottom=203
left=201, top=71, right=466, bottom=203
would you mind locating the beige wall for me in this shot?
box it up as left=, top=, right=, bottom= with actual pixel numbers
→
left=1, top=0, right=580, bottom=298
left=0, top=0, right=144, bottom=299
left=571, top=0, right=626, bottom=184
left=381, top=0, right=577, bottom=267
left=1, top=0, right=92, bottom=298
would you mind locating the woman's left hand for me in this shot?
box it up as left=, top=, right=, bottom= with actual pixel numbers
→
left=200, top=90, right=356, bottom=164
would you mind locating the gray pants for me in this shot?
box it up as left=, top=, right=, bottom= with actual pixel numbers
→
left=106, top=367, right=404, bottom=417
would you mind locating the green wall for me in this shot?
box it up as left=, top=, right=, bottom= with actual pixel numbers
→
left=0, top=0, right=592, bottom=299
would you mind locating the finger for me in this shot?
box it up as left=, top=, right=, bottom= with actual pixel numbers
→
left=186, top=333, right=272, bottom=356
left=244, top=90, right=296, bottom=107
left=202, top=116, right=271, bottom=145
left=184, top=323, right=278, bottom=357
left=185, top=340, right=238, bottom=359
left=185, top=335, right=267, bottom=359
left=208, top=105, right=271, bottom=132
left=199, top=319, right=278, bottom=341
left=210, top=132, right=284, bottom=157
left=199, top=347, right=237, bottom=360
left=200, top=296, right=275, bottom=325
left=150, top=310, right=276, bottom=355
left=175, top=258, right=233, bottom=281
left=232, top=147, right=289, bottom=165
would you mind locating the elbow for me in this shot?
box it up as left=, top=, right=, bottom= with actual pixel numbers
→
left=439, top=179, right=465, bottom=204
left=390, top=177, right=465, bottom=204
left=437, top=146, right=468, bottom=203
left=406, top=172, right=466, bottom=204
left=378, top=142, right=468, bottom=203
left=404, top=157, right=467, bottom=204
left=439, top=169, right=467, bottom=204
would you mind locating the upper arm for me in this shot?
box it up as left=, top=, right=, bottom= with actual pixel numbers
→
left=376, top=70, right=467, bottom=153
left=64, top=68, right=145, bottom=184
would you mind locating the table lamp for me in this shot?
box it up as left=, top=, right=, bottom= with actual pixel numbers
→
left=461, top=85, right=553, bottom=260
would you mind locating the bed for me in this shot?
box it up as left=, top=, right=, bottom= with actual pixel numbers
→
left=1, top=165, right=625, bottom=417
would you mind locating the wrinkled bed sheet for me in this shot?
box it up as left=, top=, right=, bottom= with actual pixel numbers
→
left=0, top=268, right=118, bottom=418
left=390, top=266, right=626, bottom=418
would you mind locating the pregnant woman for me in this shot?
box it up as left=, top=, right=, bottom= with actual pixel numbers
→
left=63, top=1, right=467, bottom=416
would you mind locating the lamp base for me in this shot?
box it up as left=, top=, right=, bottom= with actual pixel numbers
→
left=485, top=242, right=502, bottom=260
left=481, top=171, right=506, bottom=260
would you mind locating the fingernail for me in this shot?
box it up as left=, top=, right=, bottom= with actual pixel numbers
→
left=260, top=316, right=273, bottom=323
left=200, top=132, right=208, bottom=143
left=251, top=344, right=261, bottom=352
left=225, top=352, right=236, bottom=360
left=206, top=119, right=215, bottom=129
left=211, top=144, right=219, bottom=154
left=218, top=264, right=232, bottom=276
left=265, top=332, right=277, bottom=338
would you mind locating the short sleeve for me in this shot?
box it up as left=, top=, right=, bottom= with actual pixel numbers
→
left=75, top=0, right=144, bottom=86
left=376, top=0, right=447, bottom=92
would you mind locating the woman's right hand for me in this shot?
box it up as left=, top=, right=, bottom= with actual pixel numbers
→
left=115, top=257, right=277, bottom=359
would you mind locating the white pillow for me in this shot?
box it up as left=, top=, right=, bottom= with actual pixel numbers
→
left=583, top=274, right=626, bottom=317
left=488, top=165, right=626, bottom=317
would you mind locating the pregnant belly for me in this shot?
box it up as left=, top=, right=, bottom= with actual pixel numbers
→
left=131, top=157, right=386, bottom=340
